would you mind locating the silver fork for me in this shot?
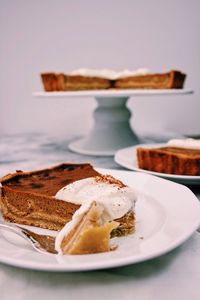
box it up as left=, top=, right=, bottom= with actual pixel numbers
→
left=0, top=221, right=57, bottom=254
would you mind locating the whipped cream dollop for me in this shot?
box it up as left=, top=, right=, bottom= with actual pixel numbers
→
left=167, top=138, right=200, bottom=150
left=70, top=68, right=149, bottom=80
left=55, top=176, right=137, bottom=254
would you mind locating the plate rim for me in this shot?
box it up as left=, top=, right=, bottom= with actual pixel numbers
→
left=33, top=89, right=193, bottom=98
left=0, top=168, right=199, bottom=272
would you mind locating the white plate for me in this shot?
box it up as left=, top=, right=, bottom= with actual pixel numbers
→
left=0, top=168, right=199, bottom=272
left=115, top=144, right=200, bottom=185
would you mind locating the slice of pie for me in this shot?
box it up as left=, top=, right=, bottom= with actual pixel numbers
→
left=0, top=163, right=136, bottom=237
left=137, top=145, right=200, bottom=175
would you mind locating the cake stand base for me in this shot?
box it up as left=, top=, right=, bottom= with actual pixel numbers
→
left=68, top=96, right=139, bottom=156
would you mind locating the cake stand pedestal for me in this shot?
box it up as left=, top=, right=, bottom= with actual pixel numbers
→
left=69, top=96, right=138, bottom=156
left=34, top=89, right=193, bottom=156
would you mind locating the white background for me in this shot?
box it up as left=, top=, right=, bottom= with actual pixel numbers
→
left=0, top=0, right=199, bottom=139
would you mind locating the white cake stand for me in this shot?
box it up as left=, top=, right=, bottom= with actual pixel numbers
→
left=33, top=89, right=193, bottom=156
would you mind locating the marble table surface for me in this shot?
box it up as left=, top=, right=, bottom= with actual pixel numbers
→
left=0, top=133, right=200, bottom=300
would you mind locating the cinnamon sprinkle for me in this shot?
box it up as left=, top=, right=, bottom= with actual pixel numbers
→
left=94, top=175, right=127, bottom=188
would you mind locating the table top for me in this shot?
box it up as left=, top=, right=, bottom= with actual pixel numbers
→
left=0, top=133, right=200, bottom=300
